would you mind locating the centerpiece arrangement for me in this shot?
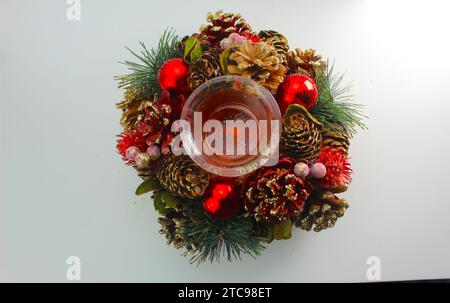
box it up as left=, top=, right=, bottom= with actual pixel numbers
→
left=115, top=10, right=366, bottom=264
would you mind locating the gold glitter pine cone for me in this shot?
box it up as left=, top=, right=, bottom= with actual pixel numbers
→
left=258, top=30, right=289, bottom=63
left=286, top=48, right=326, bottom=78
left=280, top=104, right=323, bottom=162
left=156, top=155, right=209, bottom=200
left=116, top=87, right=149, bottom=130
left=187, top=48, right=222, bottom=91
left=226, top=40, right=287, bottom=93
left=158, top=206, right=194, bottom=250
left=295, top=191, right=349, bottom=232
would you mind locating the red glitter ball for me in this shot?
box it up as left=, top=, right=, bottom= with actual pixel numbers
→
left=316, top=147, right=352, bottom=189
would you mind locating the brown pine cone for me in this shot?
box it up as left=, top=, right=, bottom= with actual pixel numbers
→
left=321, top=124, right=350, bottom=156
left=286, top=48, right=326, bottom=78
left=187, top=49, right=222, bottom=91
left=280, top=104, right=323, bottom=162
left=156, top=155, right=209, bottom=200
left=258, top=30, right=289, bottom=63
left=243, top=157, right=312, bottom=223
left=200, top=10, right=253, bottom=46
left=227, top=40, right=287, bottom=93
left=295, top=191, right=349, bottom=232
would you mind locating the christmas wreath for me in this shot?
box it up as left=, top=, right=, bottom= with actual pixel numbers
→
left=115, top=10, right=366, bottom=264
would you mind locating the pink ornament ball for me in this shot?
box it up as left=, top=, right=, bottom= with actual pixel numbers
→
left=135, top=152, right=151, bottom=168
left=147, top=144, right=161, bottom=160
left=125, top=146, right=140, bottom=161
left=294, top=162, right=309, bottom=178
left=310, top=163, right=327, bottom=179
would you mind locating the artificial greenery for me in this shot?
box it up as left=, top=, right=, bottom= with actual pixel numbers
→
left=135, top=179, right=161, bottom=195
left=183, top=36, right=203, bottom=63
left=116, top=28, right=182, bottom=97
left=310, top=63, right=367, bottom=136
left=183, top=207, right=266, bottom=265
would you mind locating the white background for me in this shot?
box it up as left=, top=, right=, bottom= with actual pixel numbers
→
left=1, top=0, right=450, bottom=282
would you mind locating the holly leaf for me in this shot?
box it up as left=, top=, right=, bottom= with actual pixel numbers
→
left=135, top=179, right=161, bottom=195
left=274, top=219, right=292, bottom=240
left=160, top=191, right=182, bottom=209
left=153, top=191, right=168, bottom=215
left=184, top=36, right=202, bottom=63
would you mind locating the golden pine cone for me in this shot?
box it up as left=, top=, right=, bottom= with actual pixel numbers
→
left=134, top=165, right=158, bottom=181
left=227, top=40, right=287, bottom=93
left=156, top=155, right=209, bottom=200
left=158, top=206, right=194, bottom=250
left=286, top=48, right=326, bottom=78
left=258, top=30, right=289, bottom=63
left=116, top=88, right=149, bottom=130
left=280, top=104, right=322, bottom=162
left=321, top=125, right=350, bottom=156
left=295, top=191, right=349, bottom=232
left=187, top=49, right=222, bottom=91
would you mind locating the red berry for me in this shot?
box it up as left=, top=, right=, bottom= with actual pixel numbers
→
left=202, top=181, right=242, bottom=220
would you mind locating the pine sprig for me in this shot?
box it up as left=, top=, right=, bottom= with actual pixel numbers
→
left=310, top=62, right=367, bottom=136
left=116, top=28, right=181, bottom=96
left=183, top=208, right=266, bottom=265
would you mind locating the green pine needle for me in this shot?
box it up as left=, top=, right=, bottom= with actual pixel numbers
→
left=183, top=209, right=266, bottom=265
left=115, top=28, right=181, bottom=96
left=310, top=62, right=367, bottom=136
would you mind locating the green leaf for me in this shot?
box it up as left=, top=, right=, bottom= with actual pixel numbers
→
left=220, top=47, right=232, bottom=74
left=183, top=36, right=202, bottom=63
left=153, top=191, right=168, bottom=215
left=135, top=179, right=161, bottom=195
left=160, top=191, right=182, bottom=209
left=274, top=219, right=292, bottom=240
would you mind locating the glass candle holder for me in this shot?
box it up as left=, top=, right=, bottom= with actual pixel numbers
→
left=179, top=75, right=281, bottom=177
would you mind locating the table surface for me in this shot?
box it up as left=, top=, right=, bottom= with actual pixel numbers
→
left=1, top=0, right=450, bottom=282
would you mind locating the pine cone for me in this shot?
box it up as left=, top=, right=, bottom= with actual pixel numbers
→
left=287, top=48, right=326, bottom=78
left=321, top=124, right=350, bottom=155
left=157, top=155, right=209, bottom=199
left=116, top=88, right=149, bottom=130
left=281, top=104, right=322, bottom=162
left=258, top=30, right=289, bottom=63
left=243, top=157, right=312, bottom=223
left=134, top=165, right=158, bottom=181
left=227, top=40, right=287, bottom=93
left=295, top=191, right=349, bottom=232
left=158, top=206, right=194, bottom=250
left=188, top=49, right=222, bottom=91
left=200, top=10, right=253, bottom=45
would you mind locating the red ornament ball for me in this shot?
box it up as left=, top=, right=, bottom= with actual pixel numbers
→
left=202, top=181, right=242, bottom=220
left=157, top=58, right=190, bottom=96
left=276, top=74, right=319, bottom=113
